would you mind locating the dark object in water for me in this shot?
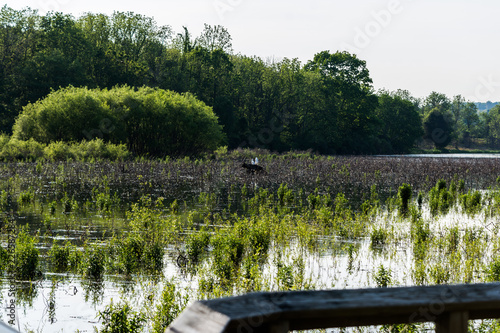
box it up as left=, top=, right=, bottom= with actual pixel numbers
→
left=242, top=162, right=264, bottom=173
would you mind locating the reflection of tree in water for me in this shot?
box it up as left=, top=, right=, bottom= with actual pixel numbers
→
left=15, top=281, right=38, bottom=307
left=82, top=280, right=104, bottom=306
left=47, top=279, right=57, bottom=324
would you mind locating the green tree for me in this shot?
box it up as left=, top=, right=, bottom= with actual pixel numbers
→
left=488, top=105, right=500, bottom=147
left=460, top=102, right=480, bottom=146
left=195, top=24, right=232, bottom=53
left=423, top=91, right=451, bottom=116
left=375, top=91, right=423, bottom=153
left=304, top=50, right=378, bottom=154
left=423, top=108, right=452, bottom=150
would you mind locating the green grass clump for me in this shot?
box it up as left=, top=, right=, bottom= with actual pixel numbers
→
left=83, top=243, right=106, bottom=280
left=487, top=257, right=500, bottom=282
left=429, top=179, right=454, bottom=215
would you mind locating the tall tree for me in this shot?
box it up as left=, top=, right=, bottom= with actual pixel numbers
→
left=305, top=51, right=378, bottom=154
left=375, top=92, right=423, bottom=153
left=424, top=108, right=452, bottom=150
left=196, top=24, right=232, bottom=53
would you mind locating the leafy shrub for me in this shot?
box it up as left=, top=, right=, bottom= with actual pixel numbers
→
left=429, top=179, right=454, bottom=215
left=83, top=244, right=106, bottom=280
left=0, top=138, right=44, bottom=161
left=17, top=189, right=35, bottom=206
left=152, top=281, right=187, bottom=333
left=13, top=86, right=225, bottom=156
left=487, top=257, right=500, bottom=282
left=13, top=227, right=40, bottom=280
left=446, top=226, right=460, bottom=253
left=98, top=300, right=145, bottom=333
left=370, top=227, right=388, bottom=247
left=49, top=241, right=71, bottom=271
left=398, top=183, right=412, bottom=216
left=374, top=265, right=391, bottom=288
left=460, top=190, right=482, bottom=215
left=185, top=230, right=210, bottom=264
left=0, top=246, right=9, bottom=272
left=429, top=263, right=450, bottom=284
left=143, top=241, right=164, bottom=272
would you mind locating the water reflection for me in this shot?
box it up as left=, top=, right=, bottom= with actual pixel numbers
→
left=14, top=280, right=38, bottom=307
left=81, top=280, right=104, bottom=306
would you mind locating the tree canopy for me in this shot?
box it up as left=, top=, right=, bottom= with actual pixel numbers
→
left=1, top=6, right=495, bottom=155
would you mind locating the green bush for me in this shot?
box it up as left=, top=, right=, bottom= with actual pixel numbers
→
left=49, top=241, right=71, bottom=272
left=370, top=227, right=388, bottom=247
left=0, top=138, right=44, bottom=161
left=98, top=300, right=145, bottom=333
left=83, top=243, right=106, bottom=280
left=487, top=257, right=500, bottom=282
left=185, top=230, right=210, bottom=264
left=13, top=86, right=225, bottom=156
left=460, top=190, right=482, bottom=215
left=13, top=227, right=40, bottom=280
left=0, top=136, right=129, bottom=161
left=152, top=281, right=187, bottom=333
left=398, top=183, right=412, bottom=216
left=374, top=265, right=391, bottom=288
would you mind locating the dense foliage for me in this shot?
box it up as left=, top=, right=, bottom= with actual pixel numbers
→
left=12, top=86, right=224, bottom=156
left=0, top=6, right=498, bottom=154
left=0, top=6, right=423, bottom=155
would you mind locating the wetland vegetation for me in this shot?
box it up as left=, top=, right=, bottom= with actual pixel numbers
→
left=2, top=152, right=500, bottom=332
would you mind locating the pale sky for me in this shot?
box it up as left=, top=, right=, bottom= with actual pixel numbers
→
left=3, top=0, right=500, bottom=102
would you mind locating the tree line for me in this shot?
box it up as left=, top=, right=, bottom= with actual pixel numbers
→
left=0, top=6, right=498, bottom=155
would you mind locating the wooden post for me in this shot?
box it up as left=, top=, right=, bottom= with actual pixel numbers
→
left=435, top=311, right=469, bottom=333
left=267, top=321, right=289, bottom=333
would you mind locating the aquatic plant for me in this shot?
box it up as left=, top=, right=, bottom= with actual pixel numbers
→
left=98, top=300, right=145, bottom=333
left=48, top=241, right=71, bottom=272
left=398, top=183, right=412, bottom=216
left=374, top=265, right=391, bottom=288
left=12, top=227, right=40, bottom=280
left=151, top=281, right=188, bottom=333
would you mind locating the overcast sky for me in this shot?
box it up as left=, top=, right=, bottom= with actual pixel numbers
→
left=4, top=0, right=500, bottom=102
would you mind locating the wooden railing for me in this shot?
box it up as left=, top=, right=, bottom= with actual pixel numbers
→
left=165, top=283, right=500, bottom=333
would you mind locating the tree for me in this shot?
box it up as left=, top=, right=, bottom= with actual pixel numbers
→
left=375, top=92, right=423, bottom=153
left=488, top=105, right=500, bottom=147
left=196, top=24, right=232, bottom=53
left=304, top=51, right=378, bottom=154
left=460, top=102, right=480, bottom=146
left=423, top=92, right=451, bottom=115
left=423, top=108, right=452, bottom=150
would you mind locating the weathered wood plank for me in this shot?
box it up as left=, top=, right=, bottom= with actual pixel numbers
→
left=166, top=283, right=500, bottom=333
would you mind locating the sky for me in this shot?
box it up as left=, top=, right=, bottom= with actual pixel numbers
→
left=3, top=0, right=500, bottom=102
